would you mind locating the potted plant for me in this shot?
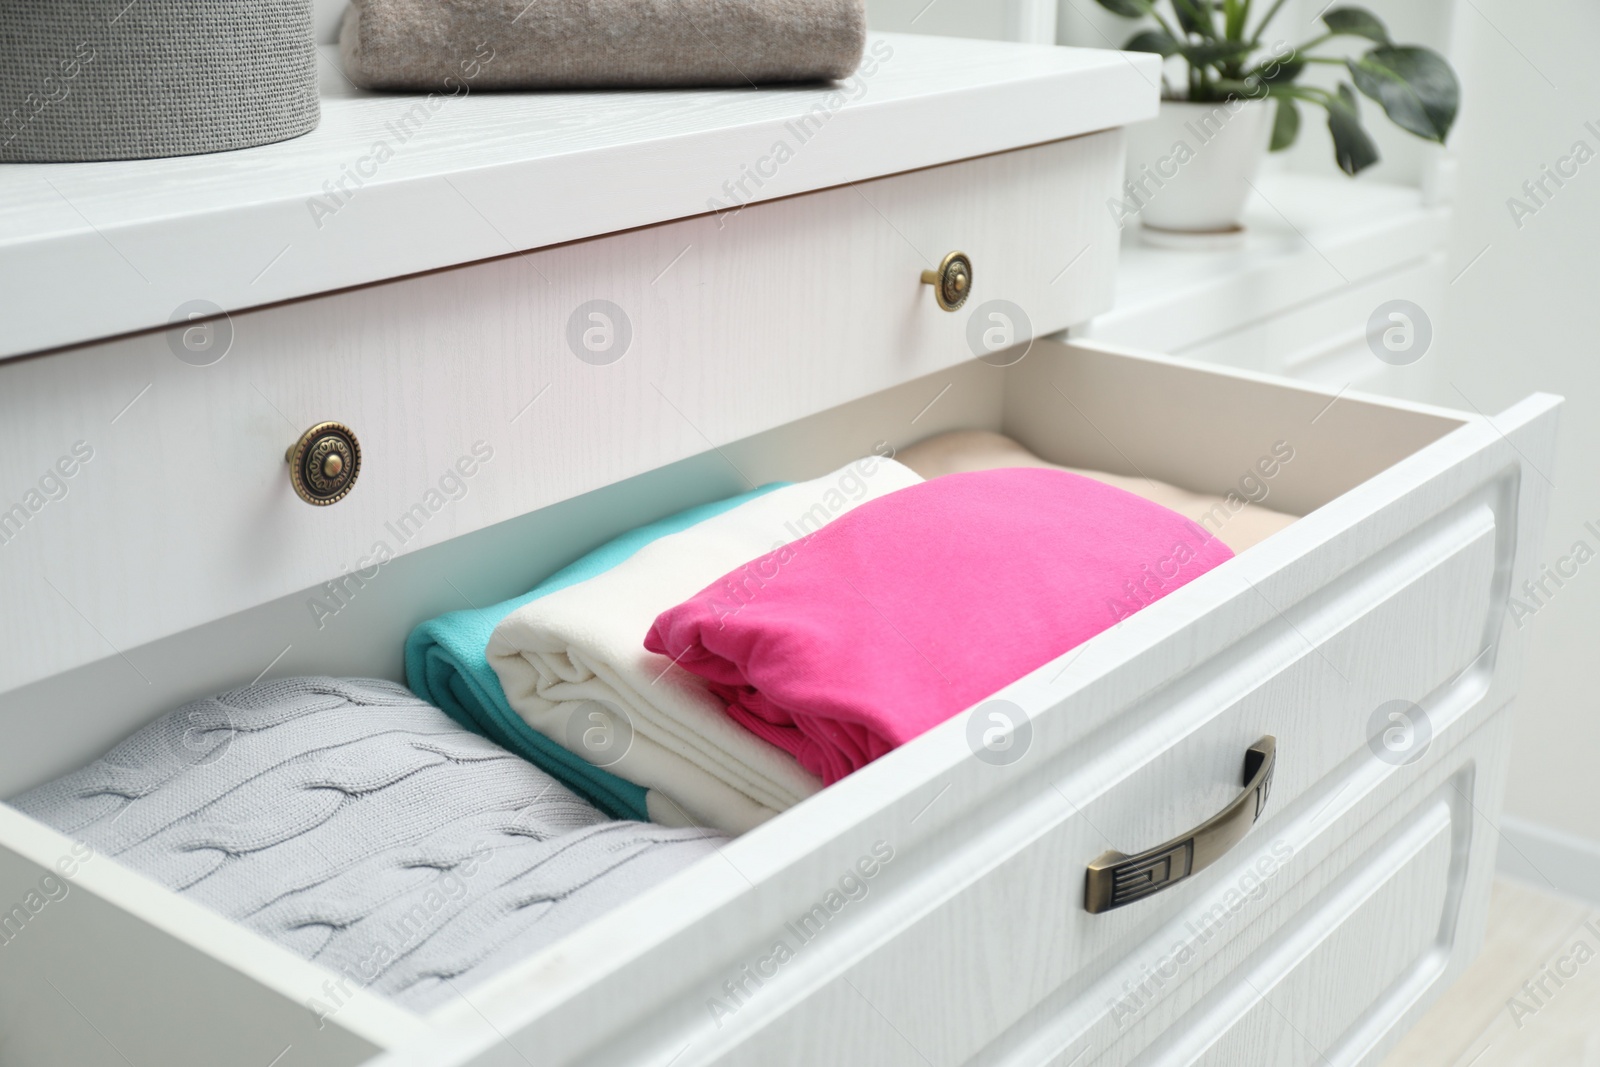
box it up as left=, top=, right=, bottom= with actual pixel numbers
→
left=1098, top=0, right=1460, bottom=241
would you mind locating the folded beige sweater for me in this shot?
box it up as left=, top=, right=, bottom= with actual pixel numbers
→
left=339, top=0, right=867, bottom=91
left=898, top=431, right=1296, bottom=554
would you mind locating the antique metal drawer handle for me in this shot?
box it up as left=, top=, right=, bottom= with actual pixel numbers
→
left=920, top=250, right=972, bottom=311
left=285, top=422, right=361, bottom=506
left=1085, top=736, right=1276, bottom=914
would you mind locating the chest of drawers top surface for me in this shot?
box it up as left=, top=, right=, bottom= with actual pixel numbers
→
left=0, top=33, right=1158, bottom=360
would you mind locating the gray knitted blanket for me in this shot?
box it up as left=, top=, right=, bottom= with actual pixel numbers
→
left=339, top=0, right=867, bottom=91
left=9, top=678, right=723, bottom=1014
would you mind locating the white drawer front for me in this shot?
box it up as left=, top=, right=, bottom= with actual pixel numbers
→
left=1165, top=796, right=1456, bottom=1067
left=0, top=804, right=404, bottom=1066
left=677, top=492, right=1501, bottom=1067
left=1149, top=700, right=1512, bottom=1067
left=0, top=341, right=1557, bottom=1067
left=0, top=134, right=1122, bottom=700
left=1086, top=699, right=1513, bottom=1067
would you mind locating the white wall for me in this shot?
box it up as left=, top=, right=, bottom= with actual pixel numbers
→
left=866, top=0, right=1057, bottom=43
left=314, top=0, right=343, bottom=44
left=868, top=0, right=1011, bottom=41
left=1428, top=0, right=1600, bottom=849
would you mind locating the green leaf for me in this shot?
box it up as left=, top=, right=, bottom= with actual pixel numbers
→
left=1094, top=0, right=1153, bottom=17
left=1271, top=97, right=1301, bottom=151
left=1180, top=39, right=1257, bottom=65
left=1327, top=83, right=1381, bottom=174
left=1224, top=0, right=1248, bottom=39
left=1322, top=6, right=1390, bottom=43
left=1172, top=0, right=1216, bottom=38
left=1124, top=29, right=1181, bottom=57
left=1258, top=55, right=1306, bottom=85
left=1346, top=45, right=1460, bottom=142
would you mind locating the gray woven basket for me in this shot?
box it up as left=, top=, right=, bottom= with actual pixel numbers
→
left=1, top=0, right=319, bottom=162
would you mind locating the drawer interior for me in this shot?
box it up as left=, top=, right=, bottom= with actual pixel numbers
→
left=0, top=339, right=1468, bottom=797
left=0, top=339, right=1479, bottom=1064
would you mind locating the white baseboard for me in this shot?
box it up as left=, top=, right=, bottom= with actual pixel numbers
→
left=1496, top=815, right=1600, bottom=907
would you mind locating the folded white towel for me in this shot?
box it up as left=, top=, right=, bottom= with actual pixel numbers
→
left=487, top=455, right=921, bottom=834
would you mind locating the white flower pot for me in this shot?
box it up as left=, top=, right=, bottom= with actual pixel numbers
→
left=1119, top=98, right=1276, bottom=240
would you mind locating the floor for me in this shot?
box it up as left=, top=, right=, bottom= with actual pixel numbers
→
left=1382, top=878, right=1600, bottom=1066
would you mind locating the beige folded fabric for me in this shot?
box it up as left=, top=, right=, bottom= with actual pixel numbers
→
left=339, top=0, right=867, bottom=91
left=487, top=457, right=922, bottom=834
left=898, top=431, right=1296, bottom=554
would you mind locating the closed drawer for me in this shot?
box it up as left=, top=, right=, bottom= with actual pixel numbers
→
left=1011, top=693, right=1514, bottom=1067
left=1134, top=707, right=1515, bottom=1067
left=1176, top=254, right=1447, bottom=392
left=1174, top=798, right=1456, bottom=1067
left=0, top=132, right=1122, bottom=701
left=0, top=338, right=1557, bottom=1067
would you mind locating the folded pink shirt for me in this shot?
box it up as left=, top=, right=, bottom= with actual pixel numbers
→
left=645, top=468, right=1234, bottom=785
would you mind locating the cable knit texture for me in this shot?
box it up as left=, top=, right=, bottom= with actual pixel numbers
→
left=9, top=677, right=723, bottom=1013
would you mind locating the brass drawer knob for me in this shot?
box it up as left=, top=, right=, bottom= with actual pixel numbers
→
left=285, top=422, right=361, bottom=506
left=920, top=250, right=973, bottom=312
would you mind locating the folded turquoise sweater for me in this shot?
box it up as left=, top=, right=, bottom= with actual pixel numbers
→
left=405, top=485, right=784, bottom=821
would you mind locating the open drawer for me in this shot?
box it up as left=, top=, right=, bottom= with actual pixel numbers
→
left=0, top=338, right=1557, bottom=1067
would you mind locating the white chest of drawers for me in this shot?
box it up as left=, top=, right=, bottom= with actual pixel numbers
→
left=0, top=32, right=1557, bottom=1067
